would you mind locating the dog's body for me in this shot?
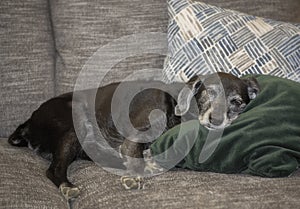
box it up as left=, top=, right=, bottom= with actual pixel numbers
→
left=8, top=72, right=259, bottom=199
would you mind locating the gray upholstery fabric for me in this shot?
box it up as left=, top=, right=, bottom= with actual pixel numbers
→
left=1, top=138, right=299, bottom=209
left=68, top=161, right=300, bottom=209
left=0, top=0, right=55, bottom=138
left=200, top=0, right=300, bottom=23
left=0, top=139, right=69, bottom=209
left=50, top=0, right=168, bottom=95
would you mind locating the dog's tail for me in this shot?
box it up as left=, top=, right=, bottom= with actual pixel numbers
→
left=8, top=119, right=31, bottom=147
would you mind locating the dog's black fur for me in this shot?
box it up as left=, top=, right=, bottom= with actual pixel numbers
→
left=8, top=72, right=259, bottom=198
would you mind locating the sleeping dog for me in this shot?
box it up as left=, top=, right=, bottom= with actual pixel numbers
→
left=8, top=72, right=259, bottom=199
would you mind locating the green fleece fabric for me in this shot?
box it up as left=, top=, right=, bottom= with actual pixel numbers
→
left=150, top=75, right=300, bottom=177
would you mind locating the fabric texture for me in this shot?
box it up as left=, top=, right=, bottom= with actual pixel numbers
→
left=0, top=140, right=69, bottom=209
left=199, top=0, right=300, bottom=23
left=151, top=75, right=300, bottom=177
left=1, top=138, right=300, bottom=209
left=163, top=0, right=300, bottom=82
left=67, top=160, right=300, bottom=209
left=50, top=0, right=168, bottom=95
left=0, top=0, right=55, bottom=138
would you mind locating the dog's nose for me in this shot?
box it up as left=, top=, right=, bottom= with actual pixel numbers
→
left=209, top=114, right=223, bottom=126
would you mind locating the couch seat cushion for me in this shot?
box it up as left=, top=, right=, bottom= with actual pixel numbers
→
left=0, top=139, right=69, bottom=209
left=68, top=160, right=300, bottom=209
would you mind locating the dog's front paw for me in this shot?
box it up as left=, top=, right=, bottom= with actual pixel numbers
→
left=120, top=176, right=143, bottom=190
left=59, top=183, right=80, bottom=200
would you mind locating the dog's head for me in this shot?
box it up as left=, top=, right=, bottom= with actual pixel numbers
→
left=175, top=72, right=260, bottom=130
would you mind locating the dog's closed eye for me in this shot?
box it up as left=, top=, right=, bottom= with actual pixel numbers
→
left=230, top=98, right=242, bottom=106
left=207, top=88, right=217, bottom=100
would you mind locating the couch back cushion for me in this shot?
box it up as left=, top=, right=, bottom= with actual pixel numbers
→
left=50, top=0, right=169, bottom=95
left=200, top=0, right=300, bottom=23
left=0, top=0, right=55, bottom=137
left=50, top=0, right=300, bottom=95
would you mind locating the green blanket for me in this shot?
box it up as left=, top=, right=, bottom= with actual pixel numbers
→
left=150, top=75, right=300, bottom=177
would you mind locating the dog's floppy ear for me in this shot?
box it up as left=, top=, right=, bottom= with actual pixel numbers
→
left=243, top=77, right=260, bottom=100
left=175, top=76, right=202, bottom=116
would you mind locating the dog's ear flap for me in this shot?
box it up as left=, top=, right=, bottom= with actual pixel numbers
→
left=243, top=77, right=260, bottom=100
left=175, top=76, right=202, bottom=116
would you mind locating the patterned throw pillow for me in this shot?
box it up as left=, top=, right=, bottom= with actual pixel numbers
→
left=163, top=0, right=300, bottom=82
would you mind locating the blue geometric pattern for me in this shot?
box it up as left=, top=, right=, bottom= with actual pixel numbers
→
left=163, top=0, right=300, bottom=82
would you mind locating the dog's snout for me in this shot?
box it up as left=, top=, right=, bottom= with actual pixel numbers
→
left=209, top=114, right=224, bottom=126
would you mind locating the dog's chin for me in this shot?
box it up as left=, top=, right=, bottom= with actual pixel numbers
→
left=202, top=122, right=231, bottom=130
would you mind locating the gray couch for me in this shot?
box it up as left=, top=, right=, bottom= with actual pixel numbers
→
left=1, top=0, right=300, bottom=208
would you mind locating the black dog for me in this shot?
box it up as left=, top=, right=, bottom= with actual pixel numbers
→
left=8, top=72, right=259, bottom=199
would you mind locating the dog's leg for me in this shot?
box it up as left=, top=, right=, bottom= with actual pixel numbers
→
left=8, top=119, right=31, bottom=147
left=119, top=138, right=145, bottom=190
left=120, top=138, right=146, bottom=174
left=46, top=130, right=80, bottom=200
